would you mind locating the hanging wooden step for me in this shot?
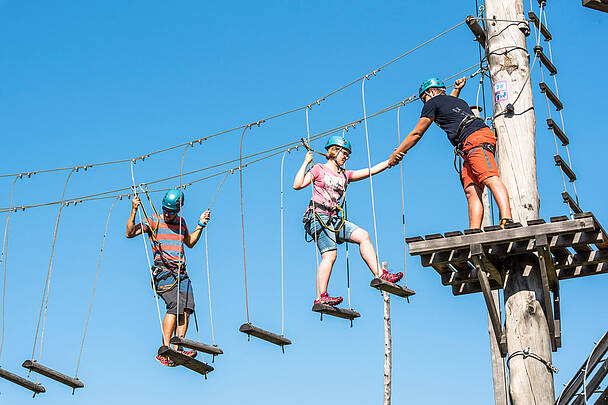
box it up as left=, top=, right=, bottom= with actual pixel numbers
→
left=554, top=155, right=576, bottom=182
left=311, top=303, right=360, bottom=326
left=157, top=346, right=213, bottom=377
left=528, top=11, right=552, bottom=40
left=534, top=46, right=557, bottom=75
left=0, top=367, right=45, bottom=396
left=169, top=336, right=223, bottom=357
left=465, top=15, right=486, bottom=46
left=21, top=360, right=84, bottom=391
left=370, top=278, right=416, bottom=299
left=582, top=0, right=608, bottom=13
left=546, top=118, right=569, bottom=146
left=239, top=323, right=292, bottom=349
left=562, top=191, right=582, bottom=214
left=539, top=82, right=563, bottom=111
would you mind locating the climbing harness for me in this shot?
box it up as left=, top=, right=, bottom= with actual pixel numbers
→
left=453, top=142, right=496, bottom=177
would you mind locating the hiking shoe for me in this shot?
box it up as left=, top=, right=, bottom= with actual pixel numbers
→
left=156, top=354, right=176, bottom=367
left=499, top=218, right=514, bottom=229
left=379, top=269, right=403, bottom=283
left=314, top=292, right=343, bottom=306
left=178, top=349, right=197, bottom=358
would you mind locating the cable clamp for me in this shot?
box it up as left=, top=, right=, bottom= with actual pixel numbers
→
left=507, top=347, right=559, bottom=373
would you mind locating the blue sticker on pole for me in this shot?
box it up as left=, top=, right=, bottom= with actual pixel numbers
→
left=493, top=80, right=508, bottom=102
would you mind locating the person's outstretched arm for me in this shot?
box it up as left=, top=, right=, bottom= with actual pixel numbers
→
left=293, top=151, right=314, bottom=190
left=349, top=154, right=404, bottom=182
left=388, top=117, right=433, bottom=166
left=450, top=77, right=467, bottom=98
left=126, top=196, right=144, bottom=238
left=184, top=210, right=210, bottom=248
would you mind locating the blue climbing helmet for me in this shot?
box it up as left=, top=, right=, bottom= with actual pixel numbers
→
left=418, top=77, right=446, bottom=98
left=324, top=135, right=352, bottom=153
left=162, top=189, right=184, bottom=211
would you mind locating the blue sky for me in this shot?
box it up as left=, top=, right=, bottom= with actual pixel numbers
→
left=0, top=1, right=606, bottom=404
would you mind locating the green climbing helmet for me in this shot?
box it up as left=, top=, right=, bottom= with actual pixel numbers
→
left=324, top=135, right=352, bottom=153
left=418, top=77, right=446, bottom=98
left=162, top=189, right=184, bottom=211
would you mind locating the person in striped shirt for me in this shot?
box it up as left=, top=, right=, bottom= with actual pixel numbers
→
left=126, top=189, right=210, bottom=367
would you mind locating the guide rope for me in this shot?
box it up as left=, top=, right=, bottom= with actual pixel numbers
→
left=280, top=150, right=287, bottom=335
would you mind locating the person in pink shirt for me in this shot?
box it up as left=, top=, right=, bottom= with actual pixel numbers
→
left=293, top=135, right=404, bottom=306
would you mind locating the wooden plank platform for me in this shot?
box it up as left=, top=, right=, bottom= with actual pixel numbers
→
left=169, top=337, right=223, bottom=356
left=554, top=154, right=576, bottom=182
left=238, top=323, right=292, bottom=348
left=311, top=303, right=360, bottom=324
left=534, top=46, right=557, bottom=75
left=157, top=346, right=214, bottom=376
left=370, top=278, right=416, bottom=298
left=540, top=82, right=563, bottom=111
left=0, top=367, right=45, bottom=395
left=582, top=0, right=608, bottom=13
left=547, top=118, right=569, bottom=146
left=21, top=360, right=84, bottom=390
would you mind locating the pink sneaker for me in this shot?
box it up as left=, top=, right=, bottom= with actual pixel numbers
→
left=156, top=354, right=176, bottom=367
left=178, top=349, right=197, bottom=358
left=379, top=269, right=403, bottom=283
left=314, top=292, right=343, bottom=306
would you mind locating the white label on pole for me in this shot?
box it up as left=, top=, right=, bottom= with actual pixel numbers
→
left=493, top=80, right=508, bottom=102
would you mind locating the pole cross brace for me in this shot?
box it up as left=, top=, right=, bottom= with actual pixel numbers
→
left=535, top=234, right=559, bottom=352
left=470, top=244, right=507, bottom=357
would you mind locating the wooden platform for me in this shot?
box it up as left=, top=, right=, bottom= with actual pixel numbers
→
left=370, top=278, right=416, bottom=299
left=169, top=337, right=223, bottom=357
left=406, top=212, right=608, bottom=355
left=0, top=367, right=45, bottom=395
left=312, top=303, right=360, bottom=327
left=157, top=346, right=214, bottom=377
left=238, top=323, right=292, bottom=349
left=21, top=360, right=83, bottom=391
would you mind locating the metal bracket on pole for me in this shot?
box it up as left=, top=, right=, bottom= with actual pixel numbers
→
left=535, top=234, right=558, bottom=352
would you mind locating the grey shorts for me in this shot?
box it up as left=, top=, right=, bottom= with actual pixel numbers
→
left=303, top=212, right=360, bottom=254
left=157, top=276, right=195, bottom=315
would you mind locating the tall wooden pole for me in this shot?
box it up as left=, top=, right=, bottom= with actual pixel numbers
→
left=484, top=0, right=555, bottom=403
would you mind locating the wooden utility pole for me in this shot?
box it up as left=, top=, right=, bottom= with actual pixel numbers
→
left=382, top=262, right=392, bottom=405
left=484, top=0, right=555, bottom=403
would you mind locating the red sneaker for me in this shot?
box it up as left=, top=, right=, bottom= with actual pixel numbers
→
left=156, top=354, right=176, bottom=367
left=314, top=292, right=343, bottom=306
left=178, top=349, right=197, bottom=358
left=379, top=269, right=403, bottom=283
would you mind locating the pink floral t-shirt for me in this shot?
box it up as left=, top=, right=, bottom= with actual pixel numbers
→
left=307, top=163, right=354, bottom=214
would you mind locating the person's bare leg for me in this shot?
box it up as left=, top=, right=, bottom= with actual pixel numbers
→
left=482, top=176, right=512, bottom=219
left=317, top=250, right=337, bottom=299
left=465, top=184, right=484, bottom=228
left=176, top=311, right=190, bottom=339
left=162, top=313, right=176, bottom=347
left=349, top=228, right=380, bottom=276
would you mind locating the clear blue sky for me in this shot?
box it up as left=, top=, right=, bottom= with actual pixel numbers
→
left=0, top=1, right=606, bottom=404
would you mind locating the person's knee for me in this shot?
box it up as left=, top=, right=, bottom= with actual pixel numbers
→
left=321, top=250, right=337, bottom=263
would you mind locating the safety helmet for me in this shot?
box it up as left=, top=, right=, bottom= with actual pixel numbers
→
left=324, top=135, right=352, bottom=153
left=418, top=77, right=446, bottom=98
left=162, top=189, right=184, bottom=211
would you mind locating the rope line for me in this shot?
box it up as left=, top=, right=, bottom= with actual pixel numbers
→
left=75, top=197, right=117, bottom=377
left=0, top=175, right=19, bottom=361
left=360, top=78, right=381, bottom=274
left=396, top=107, right=407, bottom=281
left=239, top=126, right=250, bottom=323
left=0, top=20, right=467, bottom=181
left=280, top=150, right=287, bottom=335
left=32, top=168, right=76, bottom=366
left=203, top=228, right=215, bottom=345
left=306, top=108, right=321, bottom=299
left=130, top=162, right=164, bottom=337
left=208, top=171, right=230, bottom=210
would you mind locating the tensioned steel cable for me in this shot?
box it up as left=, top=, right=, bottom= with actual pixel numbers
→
left=0, top=20, right=468, bottom=181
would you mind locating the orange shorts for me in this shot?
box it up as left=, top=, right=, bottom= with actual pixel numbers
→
left=460, top=127, right=499, bottom=190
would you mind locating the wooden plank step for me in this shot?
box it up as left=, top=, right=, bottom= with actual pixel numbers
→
left=0, top=367, right=45, bottom=395
left=238, top=323, right=292, bottom=347
left=554, top=155, right=576, bottom=182
left=527, top=219, right=546, bottom=226
left=370, top=278, right=415, bottom=298
left=169, top=337, right=223, bottom=356
left=405, top=236, right=424, bottom=243
left=464, top=228, right=483, bottom=235
left=547, top=119, right=569, bottom=146
left=21, top=360, right=84, bottom=390
left=528, top=11, right=552, bottom=40
left=540, top=82, right=563, bottom=111
left=557, top=262, right=608, bottom=280
left=483, top=225, right=502, bottom=232
left=157, top=346, right=214, bottom=376
left=562, top=192, right=582, bottom=214
left=408, top=216, right=596, bottom=255
left=582, top=0, right=608, bottom=13
left=425, top=233, right=444, bottom=240
left=444, top=231, right=464, bottom=238
left=534, top=46, right=557, bottom=75
left=555, top=249, right=608, bottom=270
left=311, top=303, right=360, bottom=321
